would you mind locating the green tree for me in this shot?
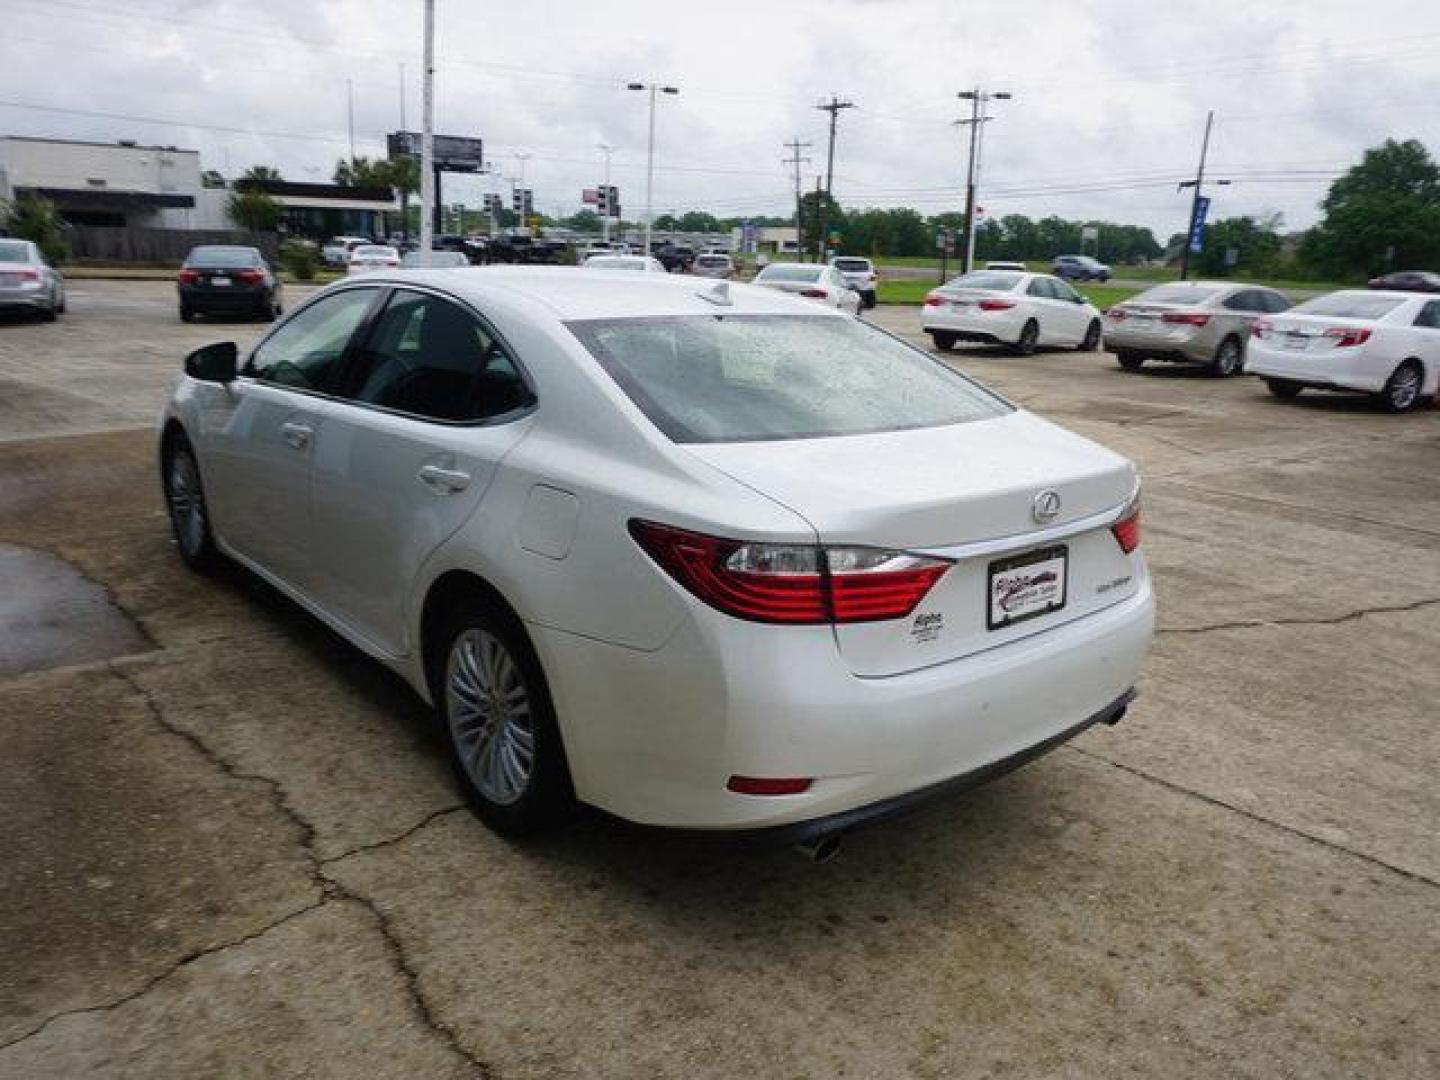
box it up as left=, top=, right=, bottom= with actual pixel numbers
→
left=1301, top=139, right=1440, bottom=276
left=237, top=164, right=283, bottom=187
left=678, top=210, right=721, bottom=233
left=564, top=209, right=602, bottom=232
left=2, top=196, right=68, bottom=264
left=226, top=189, right=282, bottom=232
left=1195, top=216, right=1283, bottom=276
left=798, top=189, right=843, bottom=256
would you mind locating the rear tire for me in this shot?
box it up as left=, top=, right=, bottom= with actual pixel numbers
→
left=1080, top=319, right=1102, bottom=352
left=1266, top=378, right=1302, bottom=399
left=1014, top=320, right=1039, bottom=356
left=1117, top=350, right=1145, bottom=371
left=431, top=597, right=576, bottom=836
left=180, top=303, right=195, bottom=323
left=1209, top=336, right=1244, bottom=377
left=930, top=330, right=957, bottom=351
left=1380, top=359, right=1424, bottom=413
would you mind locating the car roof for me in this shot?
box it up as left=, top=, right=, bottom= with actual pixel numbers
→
left=347, top=265, right=835, bottom=320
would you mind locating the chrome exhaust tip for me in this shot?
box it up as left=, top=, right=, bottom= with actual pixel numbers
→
left=794, top=833, right=843, bottom=863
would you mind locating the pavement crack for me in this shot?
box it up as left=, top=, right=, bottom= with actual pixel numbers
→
left=1067, top=746, right=1440, bottom=890
left=0, top=898, right=328, bottom=1052
left=1160, top=596, right=1440, bottom=635
left=322, top=804, right=467, bottom=866
left=328, top=887, right=494, bottom=1079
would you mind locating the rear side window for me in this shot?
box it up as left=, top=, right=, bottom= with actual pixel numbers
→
left=1293, top=293, right=1404, bottom=320
left=244, top=288, right=377, bottom=392
left=343, top=290, right=532, bottom=423
left=568, top=314, right=1009, bottom=444
left=1414, top=301, right=1440, bottom=328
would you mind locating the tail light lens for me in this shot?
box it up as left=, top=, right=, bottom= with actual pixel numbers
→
left=629, top=520, right=952, bottom=625
left=1106, top=307, right=1128, bottom=320
left=923, top=293, right=943, bottom=307
left=799, top=288, right=828, bottom=299
left=16, top=269, right=39, bottom=281
left=178, top=268, right=200, bottom=284
left=1323, top=326, right=1371, bottom=347
left=1162, top=311, right=1210, bottom=326
left=234, top=269, right=264, bottom=283
left=978, top=298, right=1015, bottom=311
left=1110, top=490, right=1141, bottom=554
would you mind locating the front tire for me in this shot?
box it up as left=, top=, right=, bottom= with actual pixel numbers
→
left=1014, top=320, right=1040, bottom=356
left=163, top=434, right=220, bottom=572
left=433, top=598, right=575, bottom=835
left=1209, top=336, right=1244, bottom=377
left=1266, top=378, right=1302, bottom=399
left=1380, top=359, right=1424, bottom=413
left=930, top=330, right=957, bottom=351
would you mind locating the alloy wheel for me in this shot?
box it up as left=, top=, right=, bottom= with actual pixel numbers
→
left=446, top=628, right=536, bottom=806
left=1385, top=363, right=1422, bottom=411
left=168, top=449, right=207, bottom=558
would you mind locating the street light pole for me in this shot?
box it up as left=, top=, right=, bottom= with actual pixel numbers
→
left=418, top=0, right=435, bottom=265
left=628, top=81, right=678, bottom=257
left=956, top=88, right=1011, bottom=273
left=1178, top=110, right=1215, bottom=282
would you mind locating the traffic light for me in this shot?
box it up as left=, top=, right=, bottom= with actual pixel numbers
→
left=607, top=185, right=620, bottom=219
left=596, top=185, right=609, bottom=216
left=512, top=188, right=533, bottom=217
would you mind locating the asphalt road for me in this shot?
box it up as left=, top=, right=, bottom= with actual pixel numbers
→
left=1, top=281, right=1437, bottom=1079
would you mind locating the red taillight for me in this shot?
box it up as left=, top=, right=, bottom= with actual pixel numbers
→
left=628, top=520, right=952, bottom=625
left=1162, top=311, right=1210, bottom=326
left=1322, top=326, right=1371, bottom=347
left=234, top=268, right=264, bottom=283
left=727, top=776, right=813, bottom=796
left=923, top=293, right=943, bottom=307
left=178, top=268, right=200, bottom=284
left=799, top=287, right=828, bottom=299
left=1106, top=307, right=1128, bottom=320
left=1111, top=493, right=1141, bottom=554
left=978, top=298, right=1015, bottom=311
left=1251, top=319, right=1271, bottom=338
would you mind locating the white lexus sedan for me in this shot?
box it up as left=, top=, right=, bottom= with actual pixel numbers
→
left=752, top=262, right=863, bottom=315
left=159, top=268, right=1153, bottom=842
left=1247, top=290, right=1440, bottom=412
left=346, top=244, right=402, bottom=275
left=922, top=269, right=1104, bottom=355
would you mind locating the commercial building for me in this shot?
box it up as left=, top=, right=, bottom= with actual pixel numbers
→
left=0, top=135, right=200, bottom=227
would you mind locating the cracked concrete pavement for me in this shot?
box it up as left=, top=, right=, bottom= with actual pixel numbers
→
left=1, top=283, right=1436, bottom=1078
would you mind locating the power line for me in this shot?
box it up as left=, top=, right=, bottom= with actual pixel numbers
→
left=782, top=138, right=813, bottom=261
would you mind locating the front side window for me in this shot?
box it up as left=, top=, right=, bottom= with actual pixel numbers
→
left=1051, top=278, right=1083, bottom=303
left=344, top=289, right=531, bottom=422
left=244, top=288, right=377, bottom=392
left=568, top=314, right=1009, bottom=444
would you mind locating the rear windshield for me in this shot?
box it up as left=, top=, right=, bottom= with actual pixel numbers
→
left=757, top=265, right=822, bottom=283
left=695, top=256, right=730, bottom=266
left=0, top=240, right=31, bottom=262
left=186, top=246, right=261, bottom=268
left=832, top=258, right=870, bottom=272
left=568, top=314, right=1009, bottom=444
left=1293, top=293, right=1405, bottom=320
left=354, top=246, right=395, bottom=257
left=1137, top=284, right=1224, bottom=304
left=944, top=271, right=1021, bottom=291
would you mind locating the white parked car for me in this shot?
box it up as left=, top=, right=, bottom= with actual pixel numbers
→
left=401, top=250, right=471, bottom=269
left=985, top=261, right=1028, bottom=272
left=923, top=270, right=1104, bottom=355
left=582, top=254, right=667, bottom=273
left=1247, top=290, right=1440, bottom=411
left=346, top=244, right=401, bottom=275
left=829, top=256, right=878, bottom=309
left=752, top=262, right=862, bottom=315
left=158, top=268, right=1153, bottom=841
left=322, top=236, right=370, bottom=268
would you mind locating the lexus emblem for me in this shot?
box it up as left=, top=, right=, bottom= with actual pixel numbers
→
left=1032, top=489, right=1062, bottom=524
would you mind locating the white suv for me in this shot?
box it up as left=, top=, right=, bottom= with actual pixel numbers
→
left=829, top=256, right=878, bottom=308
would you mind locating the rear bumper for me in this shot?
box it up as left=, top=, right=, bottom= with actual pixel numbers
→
left=923, top=307, right=1026, bottom=343
left=532, top=574, right=1155, bottom=831
left=0, top=283, right=52, bottom=309
left=1246, top=343, right=1386, bottom=392
left=178, top=284, right=271, bottom=311
left=1106, top=325, right=1211, bottom=362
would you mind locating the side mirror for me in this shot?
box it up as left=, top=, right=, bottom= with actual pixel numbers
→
left=184, top=342, right=238, bottom=383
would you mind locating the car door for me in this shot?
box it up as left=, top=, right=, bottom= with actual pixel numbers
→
left=308, top=287, right=537, bottom=655
left=197, top=286, right=381, bottom=592
left=1409, top=300, right=1440, bottom=382
left=1048, top=276, right=1092, bottom=342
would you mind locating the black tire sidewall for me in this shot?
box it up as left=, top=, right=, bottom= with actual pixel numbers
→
left=931, top=331, right=957, bottom=351
left=1382, top=361, right=1423, bottom=412
left=163, top=436, right=220, bottom=572
left=431, top=598, right=575, bottom=835
left=1118, top=351, right=1145, bottom=371
left=1211, top=337, right=1242, bottom=377
left=1016, top=321, right=1039, bottom=355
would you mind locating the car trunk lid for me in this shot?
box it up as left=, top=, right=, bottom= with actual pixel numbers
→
left=685, top=410, right=1142, bottom=676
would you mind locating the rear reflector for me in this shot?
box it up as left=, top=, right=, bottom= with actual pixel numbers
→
left=978, top=298, right=1016, bottom=311
left=1162, top=311, right=1210, bottom=326
left=628, top=520, right=952, bottom=625
left=727, top=775, right=813, bottom=796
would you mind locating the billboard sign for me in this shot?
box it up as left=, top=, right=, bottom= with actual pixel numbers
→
left=387, top=132, right=486, bottom=173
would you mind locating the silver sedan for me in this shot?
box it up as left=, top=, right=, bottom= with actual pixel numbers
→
left=1104, top=281, right=1292, bottom=377
left=0, top=238, right=65, bottom=320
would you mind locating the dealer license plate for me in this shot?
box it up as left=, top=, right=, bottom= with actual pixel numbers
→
left=988, top=545, right=1068, bottom=630
left=211, top=275, right=231, bottom=287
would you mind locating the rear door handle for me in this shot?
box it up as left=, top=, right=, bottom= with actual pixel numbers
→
left=418, top=464, right=472, bottom=493
left=280, top=420, right=313, bottom=449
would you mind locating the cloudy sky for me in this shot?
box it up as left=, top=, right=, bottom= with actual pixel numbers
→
left=6, top=0, right=1440, bottom=237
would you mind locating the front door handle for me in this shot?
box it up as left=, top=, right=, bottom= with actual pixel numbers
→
left=418, top=464, right=472, bottom=493
left=280, top=420, right=313, bottom=449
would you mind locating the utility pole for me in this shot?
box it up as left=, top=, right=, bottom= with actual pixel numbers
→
left=956, top=87, right=1012, bottom=273
left=419, top=0, right=435, bottom=264
left=815, top=95, right=855, bottom=261
left=783, top=137, right=812, bottom=261
left=628, top=81, right=680, bottom=257
left=598, top=142, right=614, bottom=244
left=1178, top=110, right=1217, bottom=281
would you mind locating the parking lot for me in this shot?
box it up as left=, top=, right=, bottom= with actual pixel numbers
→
left=1, top=279, right=1437, bottom=1078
